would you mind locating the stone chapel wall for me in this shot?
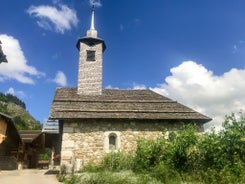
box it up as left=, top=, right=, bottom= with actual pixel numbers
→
left=60, top=119, right=202, bottom=171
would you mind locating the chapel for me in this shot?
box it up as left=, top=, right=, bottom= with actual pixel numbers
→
left=49, top=7, right=211, bottom=171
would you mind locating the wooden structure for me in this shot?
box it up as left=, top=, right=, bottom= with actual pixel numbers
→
left=0, top=116, right=7, bottom=143
left=19, top=130, right=44, bottom=168
left=0, top=112, right=22, bottom=170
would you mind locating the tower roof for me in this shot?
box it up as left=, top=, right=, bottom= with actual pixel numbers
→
left=76, top=37, right=106, bottom=51
left=76, top=6, right=106, bottom=51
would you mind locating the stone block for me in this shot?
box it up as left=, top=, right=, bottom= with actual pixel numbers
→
left=63, top=127, right=74, bottom=133
left=62, top=140, right=75, bottom=148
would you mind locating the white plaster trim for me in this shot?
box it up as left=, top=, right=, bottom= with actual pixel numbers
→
left=104, top=131, right=121, bottom=153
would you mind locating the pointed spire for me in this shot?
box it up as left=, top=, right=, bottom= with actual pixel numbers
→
left=90, top=5, right=95, bottom=30
left=86, top=2, right=98, bottom=38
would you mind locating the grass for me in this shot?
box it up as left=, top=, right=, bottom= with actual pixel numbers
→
left=65, top=170, right=162, bottom=184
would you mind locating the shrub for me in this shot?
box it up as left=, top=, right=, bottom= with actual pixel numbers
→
left=101, top=151, right=134, bottom=171
left=56, top=164, right=67, bottom=182
left=133, top=124, right=198, bottom=172
left=133, top=137, right=166, bottom=171
left=163, top=125, right=198, bottom=172
left=64, top=175, right=81, bottom=184
left=151, top=162, right=181, bottom=183
left=84, top=151, right=134, bottom=172
left=79, top=171, right=162, bottom=184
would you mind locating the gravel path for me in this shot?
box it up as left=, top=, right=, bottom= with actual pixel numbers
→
left=0, top=169, right=60, bottom=184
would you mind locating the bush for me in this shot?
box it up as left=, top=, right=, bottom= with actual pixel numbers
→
left=133, top=124, right=198, bottom=173
left=133, top=137, right=166, bottom=171
left=84, top=151, right=134, bottom=172
left=101, top=151, right=133, bottom=171
left=151, top=162, right=181, bottom=183
left=64, top=175, right=81, bottom=184
left=79, top=171, right=162, bottom=184
left=56, top=164, right=67, bottom=182
left=39, top=148, right=51, bottom=161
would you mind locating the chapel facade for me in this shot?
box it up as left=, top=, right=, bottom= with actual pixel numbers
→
left=49, top=8, right=211, bottom=172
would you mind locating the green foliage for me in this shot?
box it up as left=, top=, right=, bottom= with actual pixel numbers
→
left=39, top=148, right=51, bottom=161
left=151, top=163, right=182, bottom=183
left=0, top=92, right=26, bottom=109
left=164, top=125, right=198, bottom=172
left=13, top=115, right=42, bottom=130
left=57, top=164, right=68, bottom=182
left=197, top=112, right=245, bottom=174
left=78, top=171, right=161, bottom=184
left=133, top=137, right=165, bottom=171
left=102, top=151, right=134, bottom=171
left=132, top=115, right=245, bottom=183
left=84, top=151, right=134, bottom=172
left=0, top=103, right=8, bottom=114
left=0, top=91, right=42, bottom=130
left=133, top=124, right=198, bottom=173
left=64, top=175, right=81, bottom=184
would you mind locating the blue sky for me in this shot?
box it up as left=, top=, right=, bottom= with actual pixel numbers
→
left=1, top=0, right=245, bottom=130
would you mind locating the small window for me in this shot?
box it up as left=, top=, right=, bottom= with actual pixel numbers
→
left=86, top=50, right=96, bottom=61
left=109, top=134, right=117, bottom=151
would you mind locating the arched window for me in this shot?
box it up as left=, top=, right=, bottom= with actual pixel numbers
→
left=104, top=131, right=120, bottom=153
left=109, top=133, right=117, bottom=151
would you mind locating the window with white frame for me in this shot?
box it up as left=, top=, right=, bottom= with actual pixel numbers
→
left=104, top=131, right=120, bottom=152
left=109, top=133, right=117, bottom=151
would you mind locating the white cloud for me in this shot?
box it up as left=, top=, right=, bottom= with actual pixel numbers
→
left=106, top=83, right=146, bottom=90
left=151, top=61, right=245, bottom=130
left=0, top=34, right=44, bottom=84
left=232, top=40, right=245, bottom=53
left=6, top=87, right=26, bottom=99
left=132, top=83, right=146, bottom=90
left=53, top=71, right=67, bottom=86
left=105, top=85, right=119, bottom=89
left=27, top=4, right=78, bottom=34
left=89, top=0, right=102, bottom=8
left=120, top=18, right=142, bottom=31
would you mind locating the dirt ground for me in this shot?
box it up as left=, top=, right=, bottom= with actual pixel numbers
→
left=0, top=169, right=60, bottom=184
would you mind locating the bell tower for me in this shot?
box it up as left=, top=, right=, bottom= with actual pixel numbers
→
left=76, top=6, right=106, bottom=95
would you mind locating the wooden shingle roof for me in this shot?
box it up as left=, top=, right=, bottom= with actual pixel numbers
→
left=19, top=130, right=42, bottom=143
left=49, top=88, right=211, bottom=123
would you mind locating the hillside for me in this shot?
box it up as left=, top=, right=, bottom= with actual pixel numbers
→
left=0, top=92, right=42, bottom=130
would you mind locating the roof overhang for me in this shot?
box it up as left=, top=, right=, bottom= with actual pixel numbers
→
left=76, top=37, right=106, bottom=52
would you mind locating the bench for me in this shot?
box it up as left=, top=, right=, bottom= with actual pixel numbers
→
left=38, top=160, right=49, bottom=169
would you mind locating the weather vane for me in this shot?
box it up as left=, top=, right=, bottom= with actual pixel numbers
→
left=92, top=0, right=95, bottom=11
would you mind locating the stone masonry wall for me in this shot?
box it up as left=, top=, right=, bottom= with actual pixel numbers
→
left=77, top=42, right=103, bottom=95
left=60, top=119, right=193, bottom=172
